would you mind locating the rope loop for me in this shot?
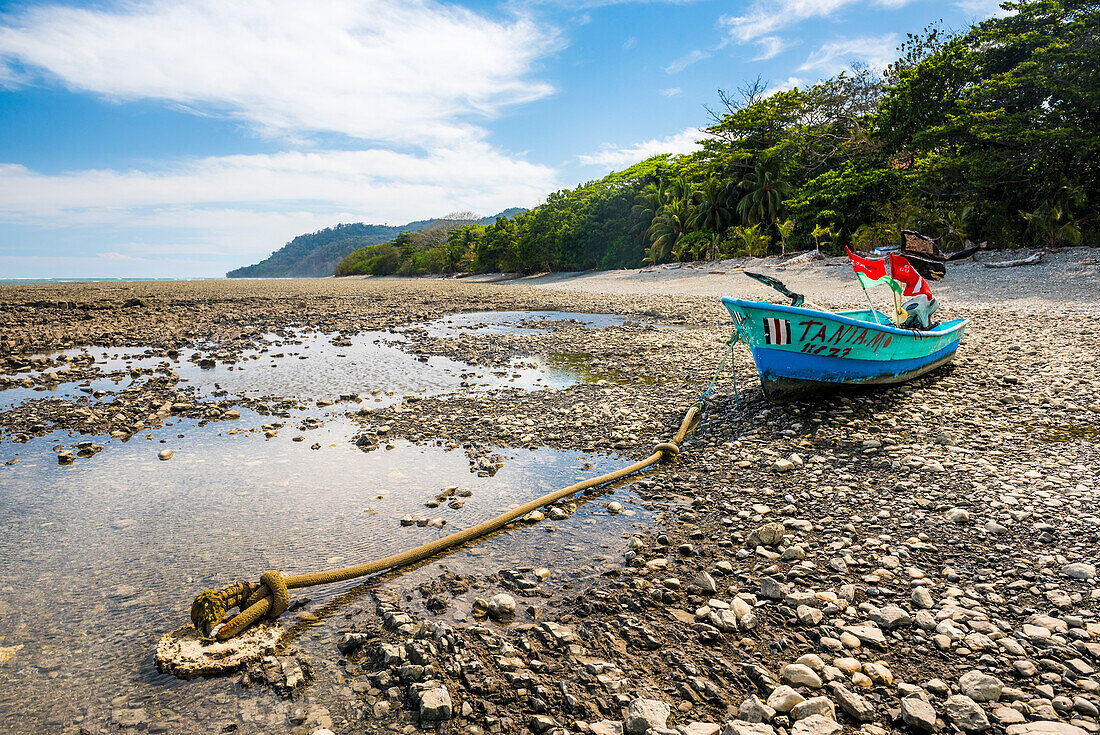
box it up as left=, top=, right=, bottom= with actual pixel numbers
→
left=260, top=570, right=290, bottom=619
left=653, top=442, right=680, bottom=460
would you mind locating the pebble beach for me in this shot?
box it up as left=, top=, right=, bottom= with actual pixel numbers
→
left=1, top=247, right=1099, bottom=735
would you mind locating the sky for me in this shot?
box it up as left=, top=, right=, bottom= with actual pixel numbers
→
left=0, top=0, right=1007, bottom=278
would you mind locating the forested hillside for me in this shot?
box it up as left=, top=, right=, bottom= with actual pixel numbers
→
left=226, top=209, right=527, bottom=277
left=227, top=223, right=413, bottom=278
left=334, top=0, right=1096, bottom=277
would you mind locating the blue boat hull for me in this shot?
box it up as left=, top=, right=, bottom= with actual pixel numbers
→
left=722, top=297, right=968, bottom=401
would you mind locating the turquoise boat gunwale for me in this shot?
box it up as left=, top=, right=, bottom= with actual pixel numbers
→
left=721, top=297, right=968, bottom=401
left=723, top=298, right=967, bottom=340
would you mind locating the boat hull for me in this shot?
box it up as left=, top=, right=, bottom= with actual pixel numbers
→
left=722, top=297, right=967, bottom=401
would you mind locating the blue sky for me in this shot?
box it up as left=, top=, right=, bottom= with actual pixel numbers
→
left=0, top=0, right=1005, bottom=278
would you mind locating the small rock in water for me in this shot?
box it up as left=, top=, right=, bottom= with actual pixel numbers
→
left=488, top=593, right=516, bottom=620
left=415, top=682, right=453, bottom=721
left=607, top=501, right=623, bottom=514
left=158, top=449, right=174, bottom=461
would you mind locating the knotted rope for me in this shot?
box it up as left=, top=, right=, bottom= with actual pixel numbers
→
left=190, top=402, right=704, bottom=641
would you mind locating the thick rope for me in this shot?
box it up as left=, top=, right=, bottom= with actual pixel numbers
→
left=192, top=403, right=703, bottom=640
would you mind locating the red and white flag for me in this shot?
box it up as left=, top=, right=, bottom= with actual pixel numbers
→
left=763, top=318, right=791, bottom=345
left=889, top=252, right=934, bottom=299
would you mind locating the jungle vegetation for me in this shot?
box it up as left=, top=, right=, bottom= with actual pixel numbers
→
left=334, top=0, right=1097, bottom=277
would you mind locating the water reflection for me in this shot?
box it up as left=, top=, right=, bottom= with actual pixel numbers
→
left=1, top=310, right=642, bottom=410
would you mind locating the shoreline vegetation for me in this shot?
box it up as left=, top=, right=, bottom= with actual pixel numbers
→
left=320, top=1, right=1096, bottom=280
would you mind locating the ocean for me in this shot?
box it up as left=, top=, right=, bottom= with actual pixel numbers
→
left=0, top=277, right=218, bottom=285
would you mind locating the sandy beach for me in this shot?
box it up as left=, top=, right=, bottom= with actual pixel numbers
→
left=1, top=250, right=1098, bottom=735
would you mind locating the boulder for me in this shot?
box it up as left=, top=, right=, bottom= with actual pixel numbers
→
left=901, top=696, right=937, bottom=731
left=945, top=695, right=990, bottom=731
left=790, top=714, right=842, bottom=735
left=781, top=663, right=822, bottom=689
left=625, top=698, right=671, bottom=735
left=1006, top=724, right=1089, bottom=735
left=959, top=670, right=1003, bottom=703
left=789, top=696, right=835, bottom=721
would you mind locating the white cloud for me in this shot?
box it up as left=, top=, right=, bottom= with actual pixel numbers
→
left=577, top=127, right=703, bottom=168
left=0, top=146, right=557, bottom=225
left=664, top=49, right=711, bottom=74
left=0, top=0, right=568, bottom=276
left=798, top=34, right=900, bottom=75
left=659, top=87, right=682, bottom=97
left=623, top=36, right=637, bottom=49
left=528, top=0, right=703, bottom=6
left=720, top=0, right=916, bottom=44
left=753, top=36, right=794, bottom=60
left=0, top=0, right=560, bottom=146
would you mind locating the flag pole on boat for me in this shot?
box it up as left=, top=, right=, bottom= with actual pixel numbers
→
left=856, top=277, right=884, bottom=325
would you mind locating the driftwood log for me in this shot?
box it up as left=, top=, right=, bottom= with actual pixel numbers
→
left=984, top=251, right=1043, bottom=268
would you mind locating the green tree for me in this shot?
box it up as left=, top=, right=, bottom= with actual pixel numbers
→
left=1021, top=181, right=1087, bottom=249
left=877, top=0, right=1100, bottom=246
left=691, top=178, right=739, bottom=260
left=776, top=219, right=795, bottom=255
left=732, top=224, right=772, bottom=257
left=645, top=196, right=693, bottom=263
left=811, top=223, right=839, bottom=252
left=737, top=155, right=789, bottom=226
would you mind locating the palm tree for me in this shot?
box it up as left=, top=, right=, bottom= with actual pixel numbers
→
left=630, top=183, right=662, bottom=246
left=939, top=203, right=973, bottom=248
left=776, top=219, right=795, bottom=255
left=732, top=224, right=772, bottom=258
left=1020, top=181, right=1086, bottom=251
left=811, top=223, right=838, bottom=252
left=737, top=155, right=789, bottom=227
left=690, top=178, right=739, bottom=260
left=645, top=198, right=692, bottom=263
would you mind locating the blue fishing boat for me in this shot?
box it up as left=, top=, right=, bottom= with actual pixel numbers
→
left=722, top=298, right=968, bottom=401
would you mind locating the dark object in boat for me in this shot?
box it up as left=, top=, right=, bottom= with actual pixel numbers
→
left=899, top=231, right=985, bottom=280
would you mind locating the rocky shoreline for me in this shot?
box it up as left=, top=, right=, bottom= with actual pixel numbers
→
left=1, top=268, right=1098, bottom=735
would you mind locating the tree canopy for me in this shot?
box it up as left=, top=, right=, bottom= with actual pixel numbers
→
left=335, top=1, right=1097, bottom=277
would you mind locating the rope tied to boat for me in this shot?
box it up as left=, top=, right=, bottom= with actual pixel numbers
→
left=698, top=331, right=741, bottom=411
left=189, top=398, right=708, bottom=641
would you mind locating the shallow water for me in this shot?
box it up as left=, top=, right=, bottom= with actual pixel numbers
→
left=413, top=310, right=640, bottom=338
left=0, top=311, right=657, bottom=733
left=1, top=310, right=626, bottom=408
left=0, top=414, right=649, bottom=733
